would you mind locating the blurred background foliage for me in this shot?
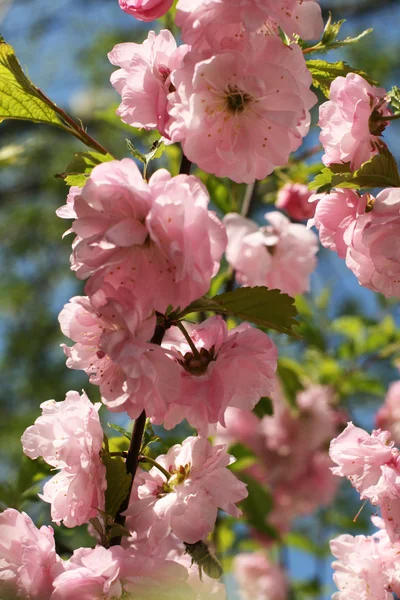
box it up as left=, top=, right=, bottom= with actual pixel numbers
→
left=1, top=0, right=400, bottom=598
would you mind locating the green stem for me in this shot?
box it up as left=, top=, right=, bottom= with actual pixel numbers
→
left=140, top=455, right=171, bottom=480
left=176, top=320, right=201, bottom=359
left=374, top=113, right=400, bottom=122
left=35, top=86, right=113, bottom=156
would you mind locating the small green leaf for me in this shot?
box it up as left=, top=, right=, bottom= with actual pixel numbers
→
left=107, top=422, right=132, bottom=440
left=239, top=474, right=278, bottom=539
left=0, top=39, right=64, bottom=127
left=179, top=286, right=299, bottom=337
left=57, top=151, right=114, bottom=187
left=102, top=452, right=132, bottom=519
left=307, top=59, right=377, bottom=98
left=126, top=139, right=146, bottom=163
left=334, top=150, right=400, bottom=189
left=253, top=397, right=274, bottom=418
left=107, top=523, right=130, bottom=539
left=310, top=150, right=400, bottom=192
left=141, top=419, right=161, bottom=452
left=388, top=86, right=400, bottom=115
left=277, top=357, right=304, bottom=410
left=305, top=14, right=372, bottom=55
left=126, top=138, right=164, bottom=178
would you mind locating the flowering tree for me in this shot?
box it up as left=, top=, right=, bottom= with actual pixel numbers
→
left=1, top=1, right=400, bottom=598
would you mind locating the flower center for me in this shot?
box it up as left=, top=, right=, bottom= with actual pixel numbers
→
left=225, top=85, right=252, bottom=114
left=179, top=347, right=216, bottom=376
left=162, top=463, right=191, bottom=493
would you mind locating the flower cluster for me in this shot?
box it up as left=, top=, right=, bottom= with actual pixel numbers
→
left=330, top=422, right=400, bottom=542
left=330, top=517, right=400, bottom=600
left=109, top=1, right=320, bottom=183
left=310, top=187, right=400, bottom=298
left=217, top=382, right=343, bottom=533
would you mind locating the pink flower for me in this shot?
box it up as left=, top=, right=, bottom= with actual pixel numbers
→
left=109, top=30, right=189, bottom=137
left=319, top=73, right=391, bottom=170
left=275, top=183, right=315, bottom=221
left=330, top=532, right=393, bottom=600
left=329, top=422, right=398, bottom=504
left=269, top=452, right=339, bottom=533
left=161, top=316, right=277, bottom=434
left=309, top=189, right=367, bottom=258
left=176, top=0, right=323, bottom=52
left=0, top=509, right=59, bottom=600
left=124, top=436, right=248, bottom=544
left=167, top=35, right=316, bottom=183
left=21, top=391, right=107, bottom=527
left=118, top=0, right=174, bottom=21
left=58, top=293, right=179, bottom=422
left=224, top=211, right=318, bottom=296
left=376, top=381, right=400, bottom=445
left=346, top=188, right=400, bottom=298
left=51, top=545, right=193, bottom=600
left=233, top=552, right=288, bottom=600
left=217, top=383, right=344, bottom=530
left=57, top=160, right=226, bottom=314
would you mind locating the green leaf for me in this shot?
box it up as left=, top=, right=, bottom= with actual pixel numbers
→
left=179, top=286, right=299, bottom=337
left=107, top=422, right=132, bottom=440
left=306, top=59, right=377, bottom=98
left=239, top=474, right=278, bottom=539
left=305, top=14, right=372, bottom=55
left=126, top=138, right=164, bottom=178
left=334, top=150, right=400, bottom=189
left=277, top=357, right=304, bottom=410
left=253, top=396, right=274, bottom=418
left=0, top=39, right=64, bottom=127
left=141, top=419, right=161, bottom=452
left=310, top=150, right=400, bottom=193
left=102, top=452, right=132, bottom=519
left=388, top=86, right=400, bottom=115
left=57, top=151, right=114, bottom=186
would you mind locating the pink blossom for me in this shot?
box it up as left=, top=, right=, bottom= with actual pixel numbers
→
left=233, top=552, right=288, bottom=600
left=376, top=381, right=400, bottom=445
left=330, top=532, right=393, bottom=600
left=57, top=160, right=226, bottom=313
left=309, top=189, right=367, bottom=258
left=124, top=436, right=248, bottom=544
left=319, top=73, right=391, bottom=170
left=21, top=391, right=107, bottom=527
left=329, top=422, right=398, bottom=503
left=224, top=211, right=318, bottom=296
left=161, top=316, right=277, bottom=434
left=275, top=182, right=315, bottom=221
left=345, top=188, right=400, bottom=298
left=167, top=35, right=316, bottom=183
left=118, top=0, right=174, bottom=21
left=217, top=383, right=343, bottom=530
left=51, top=545, right=193, bottom=600
left=109, top=30, right=188, bottom=137
left=176, top=0, right=323, bottom=52
left=0, top=509, right=59, bottom=600
left=261, top=384, right=339, bottom=482
left=269, top=452, right=339, bottom=533
left=58, top=293, right=179, bottom=422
